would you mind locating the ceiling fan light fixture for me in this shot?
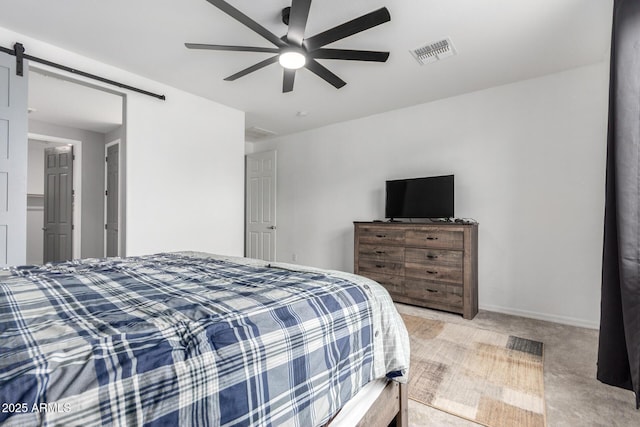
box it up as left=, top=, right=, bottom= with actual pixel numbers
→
left=279, top=51, right=306, bottom=69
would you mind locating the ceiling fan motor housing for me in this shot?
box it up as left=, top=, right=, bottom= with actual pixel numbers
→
left=282, top=7, right=291, bottom=26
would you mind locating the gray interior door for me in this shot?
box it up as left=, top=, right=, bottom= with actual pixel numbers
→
left=0, top=52, right=28, bottom=267
left=106, top=143, right=119, bottom=257
left=43, top=145, right=73, bottom=262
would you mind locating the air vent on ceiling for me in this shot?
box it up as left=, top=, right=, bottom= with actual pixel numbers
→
left=410, top=37, right=456, bottom=65
left=245, top=126, right=277, bottom=141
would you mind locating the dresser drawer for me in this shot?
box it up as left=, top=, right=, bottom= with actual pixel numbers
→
left=359, top=244, right=405, bottom=262
left=405, top=263, right=463, bottom=284
left=357, top=227, right=405, bottom=245
left=405, top=248, right=462, bottom=267
left=359, top=259, right=404, bottom=276
left=405, top=279, right=463, bottom=307
left=358, top=271, right=405, bottom=296
left=405, top=229, right=463, bottom=250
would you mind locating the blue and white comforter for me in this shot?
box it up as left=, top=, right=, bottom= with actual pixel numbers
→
left=0, top=252, right=409, bottom=426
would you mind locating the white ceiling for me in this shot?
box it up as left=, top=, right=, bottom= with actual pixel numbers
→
left=0, top=0, right=612, bottom=140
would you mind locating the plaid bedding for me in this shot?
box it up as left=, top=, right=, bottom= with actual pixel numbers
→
left=0, top=252, right=409, bottom=427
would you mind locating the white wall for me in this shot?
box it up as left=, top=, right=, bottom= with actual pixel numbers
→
left=0, top=27, right=245, bottom=257
left=126, top=91, right=244, bottom=256
left=251, top=63, right=609, bottom=328
left=27, top=140, right=45, bottom=195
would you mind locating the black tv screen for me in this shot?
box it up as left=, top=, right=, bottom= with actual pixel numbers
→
left=385, top=175, right=454, bottom=219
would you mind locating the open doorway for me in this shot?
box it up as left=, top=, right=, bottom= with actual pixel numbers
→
left=26, top=69, right=124, bottom=264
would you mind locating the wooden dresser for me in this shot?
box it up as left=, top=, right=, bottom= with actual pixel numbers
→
left=354, top=221, right=478, bottom=319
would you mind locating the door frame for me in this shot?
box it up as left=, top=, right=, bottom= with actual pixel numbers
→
left=28, top=132, right=82, bottom=259
left=28, top=65, right=127, bottom=259
left=104, top=139, right=121, bottom=257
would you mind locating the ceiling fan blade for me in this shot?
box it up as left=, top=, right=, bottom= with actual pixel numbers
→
left=305, top=59, right=346, bottom=89
left=283, top=69, right=296, bottom=93
left=185, top=43, right=280, bottom=54
left=287, top=0, right=312, bottom=47
left=224, top=55, right=279, bottom=81
left=304, top=7, right=391, bottom=51
left=311, top=48, right=389, bottom=62
left=205, top=0, right=287, bottom=48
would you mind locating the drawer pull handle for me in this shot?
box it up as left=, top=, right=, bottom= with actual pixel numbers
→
left=426, top=237, right=439, bottom=240
left=376, top=234, right=387, bottom=238
left=426, top=270, right=438, bottom=275
left=427, top=289, right=438, bottom=293
left=426, top=255, right=438, bottom=259
left=375, top=251, right=386, bottom=254
left=376, top=264, right=385, bottom=269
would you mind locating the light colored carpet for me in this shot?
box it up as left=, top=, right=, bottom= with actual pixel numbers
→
left=401, top=313, right=546, bottom=427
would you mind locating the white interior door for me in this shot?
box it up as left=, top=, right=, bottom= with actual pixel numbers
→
left=0, top=52, right=28, bottom=267
left=245, top=151, right=276, bottom=261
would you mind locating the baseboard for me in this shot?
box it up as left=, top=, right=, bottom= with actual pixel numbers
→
left=479, top=304, right=599, bottom=330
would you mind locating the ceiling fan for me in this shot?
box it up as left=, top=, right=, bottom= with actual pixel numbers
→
left=185, top=0, right=391, bottom=93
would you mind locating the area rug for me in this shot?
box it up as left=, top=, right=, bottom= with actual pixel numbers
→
left=401, top=313, right=546, bottom=427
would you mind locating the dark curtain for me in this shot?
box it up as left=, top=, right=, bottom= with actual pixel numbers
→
left=597, top=0, right=640, bottom=409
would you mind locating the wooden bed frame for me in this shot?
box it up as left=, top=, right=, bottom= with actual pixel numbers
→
left=361, top=381, right=408, bottom=427
left=327, top=381, right=408, bottom=427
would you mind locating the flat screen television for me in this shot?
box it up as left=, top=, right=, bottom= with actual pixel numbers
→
left=385, top=175, right=454, bottom=219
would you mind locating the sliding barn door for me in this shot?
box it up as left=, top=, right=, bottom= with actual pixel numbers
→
left=0, top=52, right=28, bottom=267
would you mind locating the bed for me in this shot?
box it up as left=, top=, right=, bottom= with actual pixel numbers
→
left=0, top=252, right=410, bottom=426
